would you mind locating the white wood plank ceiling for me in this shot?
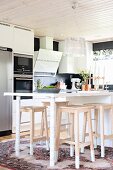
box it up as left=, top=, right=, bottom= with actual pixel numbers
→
left=0, top=0, right=113, bottom=42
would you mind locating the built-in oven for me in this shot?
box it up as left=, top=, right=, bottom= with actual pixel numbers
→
left=13, top=54, right=33, bottom=99
left=14, top=74, right=33, bottom=99
left=14, top=54, right=33, bottom=75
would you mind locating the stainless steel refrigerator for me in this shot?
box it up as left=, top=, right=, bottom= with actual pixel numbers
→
left=0, top=48, right=12, bottom=136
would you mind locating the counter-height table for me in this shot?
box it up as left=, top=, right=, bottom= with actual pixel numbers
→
left=4, top=91, right=113, bottom=167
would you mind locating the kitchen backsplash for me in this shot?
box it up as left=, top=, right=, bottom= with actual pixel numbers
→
left=34, top=73, right=113, bottom=91
left=34, top=73, right=82, bottom=90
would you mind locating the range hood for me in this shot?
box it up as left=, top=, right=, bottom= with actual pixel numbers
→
left=34, top=36, right=62, bottom=76
left=58, top=38, right=86, bottom=74
left=34, top=48, right=62, bottom=75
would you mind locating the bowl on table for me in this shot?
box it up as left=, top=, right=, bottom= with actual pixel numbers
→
left=36, top=88, right=60, bottom=93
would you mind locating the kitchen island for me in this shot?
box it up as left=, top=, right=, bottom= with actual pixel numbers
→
left=4, top=90, right=113, bottom=167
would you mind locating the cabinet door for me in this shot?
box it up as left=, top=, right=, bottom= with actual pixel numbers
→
left=0, top=24, right=13, bottom=48
left=13, top=27, right=34, bottom=55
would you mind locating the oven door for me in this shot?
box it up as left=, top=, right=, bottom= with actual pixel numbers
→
left=14, top=76, right=33, bottom=99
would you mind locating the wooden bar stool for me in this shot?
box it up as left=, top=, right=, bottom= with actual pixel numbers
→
left=20, top=106, right=49, bottom=155
left=42, top=101, right=70, bottom=135
left=83, top=103, right=113, bottom=157
left=55, top=105, right=95, bottom=169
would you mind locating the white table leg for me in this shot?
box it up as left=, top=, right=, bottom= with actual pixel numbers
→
left=50, top=96, right=57, bottom=167
left=15, top=96, right=21, bottom=157
left=100, top=106, right=104, bottom=157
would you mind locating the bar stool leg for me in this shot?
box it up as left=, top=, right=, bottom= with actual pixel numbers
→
left=55, top=109, right=62, bottom=163
left=66, top=113, right=70, bottom=138
left=100, top=106, right=104, bottom=157
left=94, top=109, right=98, bottom=148
left=70, top=113, right=74, bottom=157
left=74, top=111, right=80, bottom=169
left=20, top=112, right=22, bottom=123
left=110, top=107, right=113, bottom=147
left=30, top=109, right=34, bottom=155
left=43, top=109, right=49, bottom=150
left=81, top=112, right=87, bottom=153
left=87, top=111, right=95, bottom=162
left=40, top=111, right=44, bottom=137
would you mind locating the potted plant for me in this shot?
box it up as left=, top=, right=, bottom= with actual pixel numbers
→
left=79, top=70, right=90, bottom=91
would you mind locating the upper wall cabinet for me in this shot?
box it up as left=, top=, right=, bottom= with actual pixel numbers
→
left=13, top=27, right=34, bottom=55
left=0, top=23, right=13, bottom=49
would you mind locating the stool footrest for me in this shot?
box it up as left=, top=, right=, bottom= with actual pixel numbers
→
left=60, top=138, right=71, bottom=144
left=20, top=121, right=30, bottom=124
left=85, top=132, right=100, bottom=138
left=33, top=136, right=46, bottom=142
left=104, top=134, right=113, bottom=140
left=20, top=134, right=30, bottom=138
left=80, top=142, right=90, bottom=148
left=61, top=122, right=71, bottom=126
left=60, top=139, right=90, bottom=148
left=61, top=140, right=75, bottom=145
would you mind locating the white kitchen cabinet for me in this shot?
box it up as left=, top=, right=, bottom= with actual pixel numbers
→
left=58, top=41, right=93, bottom=73
left=0, top=23, right=13, bottom=48
left=13, top=27, right=34, bottom=55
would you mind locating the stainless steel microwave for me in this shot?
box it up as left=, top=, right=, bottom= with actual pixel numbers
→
left=14, top=54, right=33, bottom=75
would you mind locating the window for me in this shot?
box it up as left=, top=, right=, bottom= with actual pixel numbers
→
left=93, top=49, right=113, bottom=85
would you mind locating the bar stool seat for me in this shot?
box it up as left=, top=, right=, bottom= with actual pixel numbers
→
left=20, top=105, right=49, bottom=155
left=83, top=103, right=113, bottom=157
left=42, top=101, right=69, bottom=107
left=55, top=105, right=95, bottom=169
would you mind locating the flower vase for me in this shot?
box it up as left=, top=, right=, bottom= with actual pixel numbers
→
left=82, top=84, right=86, bottom=91
left=85, top=84, right=91, bottom=91
left=82, top=82, right=91, bottom=91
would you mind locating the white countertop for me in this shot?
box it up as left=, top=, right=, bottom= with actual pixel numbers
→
left=4, top=90, right=113, bottom=98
